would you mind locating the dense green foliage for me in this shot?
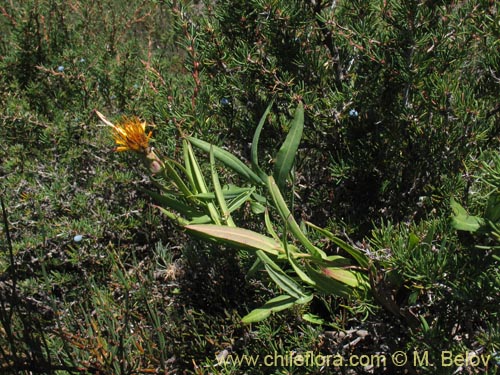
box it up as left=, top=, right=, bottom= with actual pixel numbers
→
left=192, top=0, right=499, bottom=231
left=0, top=0, right=499, bottom=374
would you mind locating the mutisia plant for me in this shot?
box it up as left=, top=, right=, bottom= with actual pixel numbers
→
left=97, top=103, right=371, bottom=323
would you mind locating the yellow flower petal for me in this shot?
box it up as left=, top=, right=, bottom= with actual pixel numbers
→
left=97, top=111, right=152, bottom=154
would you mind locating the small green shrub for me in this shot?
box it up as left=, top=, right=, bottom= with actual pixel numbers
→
left=97, top=103, right=371, bottom=324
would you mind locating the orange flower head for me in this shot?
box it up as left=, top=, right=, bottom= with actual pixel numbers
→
left=96, top=111, right=152, bottom=153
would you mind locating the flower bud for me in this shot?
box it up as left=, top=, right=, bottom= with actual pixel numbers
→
left=149, top=159, right=162, bottom=174
left=145, top=150, right=164, bottom=174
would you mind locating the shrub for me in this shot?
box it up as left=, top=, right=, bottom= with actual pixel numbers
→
left=181, top=0, right=500, bottom=232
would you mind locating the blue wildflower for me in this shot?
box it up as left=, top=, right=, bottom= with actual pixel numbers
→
left=57, top=66, right=65, bottom=72
left=73, top=234, right=83, bottom=243
left=220, top=97, right=230, bottom=106
left=349, top=109, right=359, bottom=118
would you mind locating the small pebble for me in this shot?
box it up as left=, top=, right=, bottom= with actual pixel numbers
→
left=57, top=66, right=65, bottom=72
left=73, top=235, right=83, bottom=243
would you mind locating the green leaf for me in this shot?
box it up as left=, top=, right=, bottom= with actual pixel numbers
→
left=304, top=221, right=369, bottom=268
left=249, top=200, right=266, bottom=214
left=419, top=316, right=430, bottom=332
left=450, top=198, right=484, bottom=232
left=183, top=139, right=197, bottom=194
left=268, top=176, right=325, bottom=258
left=284, top=243, right=316, bottom=287
left=408, top=232, right=420, bottom=251
left=321, top=267, right=360, bottom=288
left=302, top=313, right=326, bottom=325
left=264, top=264, right=306, bottom=299
left=154, top=205, right=189, bottom=226
left=187, top=215, right=213, bottom=224
left=251, top=100, right=274, bottom=182
left=227, top=188, right=256, bottom=213
left=256, top=250, right=308, bottom=299
left=188, top=137, right=264, bottom=186
left=304, top=264, right=352, bottom=297
left=309, top=255, right=352, bottom=268
left=184, top=224, right=284, bottom=255
left=485, top=193, right=500, bottom=223
left=273, top=102, right=304, bottom=191
left=247, top=257, right=263, bottom=278
left=189, top=186, right=254, bottom=201
left=185, top=140, right=221, bottom=225
left=141, top=188, right=204, bottom=218
left=264, top=208, right=281, bottom=242
left=210, top=146, right=235, bottom=226
left=241, top=295, right=297, bottom=323
left=162, top=159, right=193, bottom=198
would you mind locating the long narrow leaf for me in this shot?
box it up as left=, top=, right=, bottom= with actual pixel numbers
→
left=304, top=264, right=352, bottom=297
left=321, top=267, right=360, bottom=287
left=264, top=264, right=306, bottom=299
left=189, top=187, right=254, bottom=201
left=227, top=189, right=255, bottom=213
left=185, top=225, right=284, bottom=255
left=163, top=159, right=192, bottom=198
left=154, top=205, right=189, bottom=226
left=185, top=141, right=221, bottom=225
left=251, top=100, right=274, bottom=182
left=242, top=294, right=313, bottom=323
left=154, top=205, right=212, bottom=226
left=247, top=257, right=263, bottom=278
left=210, top=146, right=235, bottom=226
left=186, top=140, right=208, bottom=194
left=273, top=102, right=304, bottom=191
left=182, top=139, right=197, bottom=194
left=268, top=176, right=325, bottom=258
left=241, top=295, right=296, bottom=323
left=255, top=250, right=307, bottom=299
left=285, top=242, right=316, bottom=286
left=188, top=137, right=264, bottom=186
left=141, top=188, right=204, bottom=218
left=305, top=221, right=370, bottom=268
